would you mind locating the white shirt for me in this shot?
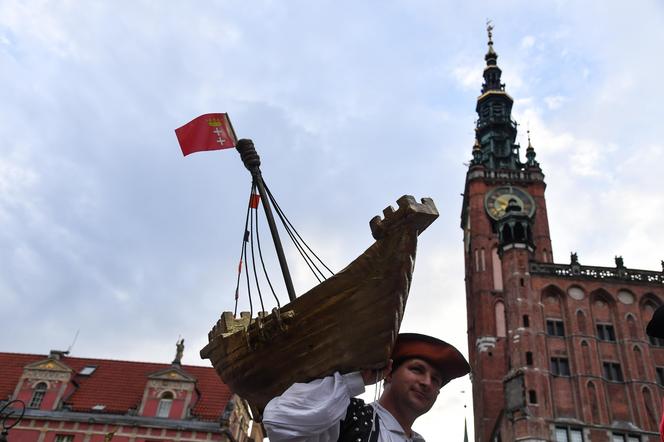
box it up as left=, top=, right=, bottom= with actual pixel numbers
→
left=263, top=372, right=425, bottom=442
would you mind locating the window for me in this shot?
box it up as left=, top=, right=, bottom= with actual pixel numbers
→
left=551, top=357, right=571, bottom=376
left=603, top=362, right=624, bottom=382
left=79, top=365, right=97, bottom=376
left=523, top=315, right=530, bottom=327
left=526, top=352, right=533, bottom=366
left=55, top=436, right=74, bottom=442
left=657, top=367, right=664, bottom=386
left=495, top=301, right=506, bottom=338
left=597, top=323, right=616, bottom=342
left=528, top=389, right=537, bottom=404
left=156, top=392, right=173, bottom=418
left=555, top=426, right=583, bottom=442
left=547, top=319, right=565, bottom=337
left=649, top=336, right=664, bottom=347
left=612, top=434, right=640, bottom=442
left=29, top=382, right=47, bottom=408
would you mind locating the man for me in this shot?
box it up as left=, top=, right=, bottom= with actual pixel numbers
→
left=263, top=333, right=470, bottom=441
left=646, top=305, right=664, bottom=442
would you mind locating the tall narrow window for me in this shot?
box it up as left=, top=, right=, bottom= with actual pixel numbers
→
left=156, top=391, right=174, bottom=418
left=480, top=248, right=486, bottom=271
left=551, top=357, right=571, bottom=376
left=588, top=381, right=600, bottom=423
left=492, top=248, right=503, bottom=291
left=526, top=351, right=533, bottom=365
left=523, top=315, right=530, bottom=327
left=577, top=310, right=587, bottom=334
left=602, top=362, right=623, bottom=382
left=643, top=387, right=657, bottom=430
left=528, top=390, right=537, bottom=404
left=29, top=382, right=47, bottom=408
left=634, top=346, right=645, bottom=379
left=581, top=341, right=591, bottom=373
left=474, top=249, right=480, bottom=271
left=546, top=319, right=565, bottom=337
left=597, top=323, right=616, bottom=342
left=627, top=315, right=638, bottom=340
left=495, top=301, right=506, bottom=338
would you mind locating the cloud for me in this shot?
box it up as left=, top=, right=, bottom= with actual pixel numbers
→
left=521, top=35, right=536, bottom=49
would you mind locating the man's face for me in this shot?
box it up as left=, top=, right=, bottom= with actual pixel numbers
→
left=385, top=358, right=443, bottom=416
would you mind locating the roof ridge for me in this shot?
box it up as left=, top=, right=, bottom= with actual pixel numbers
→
left=0, top=351, right=215, bottom=369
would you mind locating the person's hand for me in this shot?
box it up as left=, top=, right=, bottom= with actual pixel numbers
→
left=360, top=359, right=392, bottom=385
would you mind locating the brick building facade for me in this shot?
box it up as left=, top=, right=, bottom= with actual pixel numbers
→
left=461, top=31, right=664, bottom=442
left=0, top=349, right=264, bottom=442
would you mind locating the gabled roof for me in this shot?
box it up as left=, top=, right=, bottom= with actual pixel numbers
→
left=0, top=352, right=232, bottom=422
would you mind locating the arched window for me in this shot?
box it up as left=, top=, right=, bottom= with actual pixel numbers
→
left=156, top=391, right=174, bottom=418
left=634, top=346, right=646, bottom=379
left=492, top=248, right=503, bottom=291
left=627, top=314, right=638, bottom=340
left=577, top=310, right=587, bottom=334
left=495, top=301, right=506, bottom=338
left=588, top=381, right=600, bottom=423
left=480, top=248, right=486, bottom=271
left=29, top=382, right=47, bottom=408
left=643, top=387, right=657, bottom=430
left=581, top=340, right=591, bottom=374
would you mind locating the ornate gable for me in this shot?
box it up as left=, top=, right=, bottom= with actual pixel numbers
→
left=13, top=355, right=74, bottom=411
left=22, top=358, right=73, bottom=381
left=148, top=367, right=196, bottom=383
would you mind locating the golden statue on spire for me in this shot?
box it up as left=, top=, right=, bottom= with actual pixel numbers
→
left=486, top=19, right=494, bottom=44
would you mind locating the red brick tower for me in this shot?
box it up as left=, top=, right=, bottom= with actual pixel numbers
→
left=461, top=27, right=664, bottom=442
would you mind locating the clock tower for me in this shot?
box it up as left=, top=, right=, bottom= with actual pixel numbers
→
left=462, top=27, right=664, bottom=442
left=461, top=27, right=554, bottom=441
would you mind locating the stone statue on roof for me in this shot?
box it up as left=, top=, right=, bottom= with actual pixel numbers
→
left=173, top=338, right=184, bottom=365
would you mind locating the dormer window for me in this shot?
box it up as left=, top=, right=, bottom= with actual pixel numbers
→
left=29, top=382, right=48, bottom=408
left=156, top=392, right=173, bottom=418
left=79, top=365, right=97, bottom=376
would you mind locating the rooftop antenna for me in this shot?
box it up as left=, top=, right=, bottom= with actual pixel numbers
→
left=66, top=329, right=80, bottom=354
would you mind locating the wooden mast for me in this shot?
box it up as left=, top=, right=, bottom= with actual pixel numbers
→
left=235, top=138, right=296, bottom=302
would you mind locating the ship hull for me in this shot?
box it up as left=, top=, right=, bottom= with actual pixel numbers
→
left=200, top=196, right=438, bottom=418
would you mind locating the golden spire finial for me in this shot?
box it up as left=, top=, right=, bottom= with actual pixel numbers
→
left=527, top=129, right=532, bottom=148
left=486, top=19, right=494, bottom=45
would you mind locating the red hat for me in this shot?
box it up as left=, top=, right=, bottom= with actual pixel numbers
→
left=646, top=305, right=664, bottom=339
left=392, top=333, right=470, bottom=386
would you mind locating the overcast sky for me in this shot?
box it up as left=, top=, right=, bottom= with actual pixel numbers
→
left=2, top=1, right=664, bottom=440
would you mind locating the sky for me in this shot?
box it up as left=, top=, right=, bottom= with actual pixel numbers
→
left=2, top=1, right=664, bottom=440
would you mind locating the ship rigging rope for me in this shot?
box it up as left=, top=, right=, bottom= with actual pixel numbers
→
left=234, top=181, right=334, bottom=316
left=233, top=186, right=253, bottom=317
left=248, top=184, right=267, bottom=314
left=264, top=183, right=335, bottom=278
left=252, top=193, right=281, bottom=310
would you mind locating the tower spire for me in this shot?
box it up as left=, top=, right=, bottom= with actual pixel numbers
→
left=525, top=129, right=540, bottom=168
left=482, top=20, right=503, bottom=93
left=472, top=22, right=527, bottom=171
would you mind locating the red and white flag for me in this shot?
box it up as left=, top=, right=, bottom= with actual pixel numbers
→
left=175, top=113, right=237, bottom=156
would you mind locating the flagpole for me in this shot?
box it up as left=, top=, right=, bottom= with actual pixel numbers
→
left=235, top=139, right=297, bottom=302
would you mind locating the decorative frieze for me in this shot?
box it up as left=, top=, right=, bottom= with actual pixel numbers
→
left=530, top=262, right=664, bottom=285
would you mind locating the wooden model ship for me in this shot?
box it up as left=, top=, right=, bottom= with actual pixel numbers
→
left=196, top=138, right=439, bottom=418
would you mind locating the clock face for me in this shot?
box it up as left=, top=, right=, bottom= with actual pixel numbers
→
left=484, top=186, right=536, bottom=220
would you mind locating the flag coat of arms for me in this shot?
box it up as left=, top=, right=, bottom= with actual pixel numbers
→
left=175, top=113, right=237, bottom=156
